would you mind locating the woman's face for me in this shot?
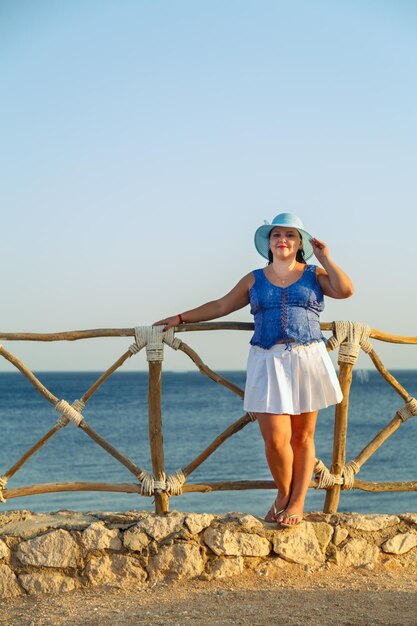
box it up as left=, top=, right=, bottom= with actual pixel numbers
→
left=269, top=226, right=302, bottom=259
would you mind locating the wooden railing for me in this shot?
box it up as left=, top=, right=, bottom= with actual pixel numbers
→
left=0, top=322, right=416, bottom=514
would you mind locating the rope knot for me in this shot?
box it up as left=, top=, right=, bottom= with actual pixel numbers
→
left=131, top=327, right=150, bottom=355
left=327, top=321, right=372, bottom=364
left=314, top=458, right=359, bottom=490
left=131, top=326, right=182, bottom=360
left=137, top=470, right=155, bottom=496
left=134, top=327, right=164, bottom=361
left=314, top=459, right=343, bottom=489
left=397, top=397, right=417, bottom=422
left=341, top=460, right=360, bottom=490
left=129, top=342, right=141, bottom=354
left=71, top=399, right=85, bottom=413
left=137, top=469, right=186, bottom=496
left=55, top=399, right=84, bottom=427
left=163, top=329, right=182, bottom=351
left=165, top=470, right=186, bottom=496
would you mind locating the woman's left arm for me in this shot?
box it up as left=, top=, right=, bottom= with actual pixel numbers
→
left=311, top=237, right=354, bottom=299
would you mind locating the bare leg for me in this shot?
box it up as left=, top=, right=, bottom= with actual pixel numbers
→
left=257, top=413, right=293, bottom=517
left=282, top=411, right=318, bottom=525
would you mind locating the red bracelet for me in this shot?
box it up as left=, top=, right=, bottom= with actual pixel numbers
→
left=178, top=314, right=184, bottom=324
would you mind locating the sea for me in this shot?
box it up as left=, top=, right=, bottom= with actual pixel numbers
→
left=0, top=370, right=416, bottom=517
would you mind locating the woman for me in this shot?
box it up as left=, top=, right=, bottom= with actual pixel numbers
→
left=154, top=213, right=354, bottom=526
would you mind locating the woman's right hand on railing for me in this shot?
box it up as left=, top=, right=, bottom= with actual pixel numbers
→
left=153, top=315, right=183, bottom=332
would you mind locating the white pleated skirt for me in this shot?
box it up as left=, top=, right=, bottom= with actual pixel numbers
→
left=243, top=341, right=343, bottom=415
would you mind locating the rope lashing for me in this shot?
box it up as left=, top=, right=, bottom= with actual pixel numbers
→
left=327, top=321, right=373, bottom=364
left=0, top=475, right=7, bottom=503
left=137, top=469, right=186, bottom=496
left=341, top=460, right=360, bottom=490
left=131, top=326, right=182, bottom=361
left=137, top=470, right=155, bottom=496
left=55, top=399, right=85, bottom=427
left=397, top=397, right=417, bottom=422
left=129, top=328, right=148, bottom=355
left=165, top=470, right=186, bottom=495
left=162, top=329, right=182, bottom=351
left=138, top=326, right=164, bottom=361
left=314, top=459, right=343, bottom=489
left=248, top=412, right=258, bottom=421
left=314, top=458, right=360, bottom=490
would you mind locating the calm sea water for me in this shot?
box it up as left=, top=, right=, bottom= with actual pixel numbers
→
left=0, top=370, right=416, bottom=516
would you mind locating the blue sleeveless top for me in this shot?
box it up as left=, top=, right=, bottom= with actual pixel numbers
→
left=249, top=265, right=325, bottom=349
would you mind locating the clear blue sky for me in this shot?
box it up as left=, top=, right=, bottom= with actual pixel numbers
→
left=1, top=0, right=416, bottom=372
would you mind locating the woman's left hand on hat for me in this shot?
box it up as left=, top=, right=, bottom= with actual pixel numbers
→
left=310, top=237, right=329, bottom=261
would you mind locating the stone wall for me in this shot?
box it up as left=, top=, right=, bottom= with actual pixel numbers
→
left=1, top=509, right=417, bottom=598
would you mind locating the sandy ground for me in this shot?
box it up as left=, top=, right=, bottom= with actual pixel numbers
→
left=2, top=565, right=417, bottom=626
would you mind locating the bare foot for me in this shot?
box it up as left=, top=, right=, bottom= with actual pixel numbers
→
left=264, top=494, right=289, bottom=522
left=280, top=511, right=304, bottom=527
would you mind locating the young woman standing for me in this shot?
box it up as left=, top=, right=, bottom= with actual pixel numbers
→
left=154, top=213, right=354, bottom=526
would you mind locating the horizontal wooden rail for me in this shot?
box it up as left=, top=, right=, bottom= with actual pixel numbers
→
left=4, top=482, right=142, bottom=499
left=353, top=479, right=417, bottom=492
left=4, top=478, right=417, bottom=501
left=3, top=480, right=279, bottom=499
left=183, top=479, right=417, bottom=494
left=320, top=323, right=417, bottom=345
left=1, top=322, right=416, bottom=343
left=0, top=329, right=135, bottom=341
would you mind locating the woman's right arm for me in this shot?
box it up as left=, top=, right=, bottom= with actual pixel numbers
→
left=153, top=272, right=254, bottom=331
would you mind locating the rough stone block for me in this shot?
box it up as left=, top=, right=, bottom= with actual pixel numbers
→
left=272, top=522, right=325, bottom=567
left=255, top=558, right=287, bottom=577
left=337, top=538, right=379, bottom=568
left=85, top=554, right=147, bottom=587
left=237, top=514, right=265, bottom=531
left=0, top=563, right=22, bottom=598
left=206, top=556, right=244, bottom=579
left=382, top=532, right=417, bottom=555
left=333, top=527, right=349, bottom=546
left=184, top=513, right=215, bottom=535
left=19, top=572, right=76, bottom=595
left=134, top=512, right=186, bottom=541
left=0, top=511, right=97, bottom=539
left=0, top=539, right=10, bottom=561
left=16, top=529, right=79, bottom=568
left=343, top=514, right=400, bottom=532
left=312, top=522, right=334, bottom=551
left=398, top=548, right=417, bottom=568
left=147, top=543, right=204, bottom=582
left=123, top=527, right=150, bottom=552
left=82, top=522, right=122, bottom=551
left=203, top=528, right=270, bottom=557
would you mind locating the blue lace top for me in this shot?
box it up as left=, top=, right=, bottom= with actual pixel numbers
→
left=249, top=264, right=325, bottom=349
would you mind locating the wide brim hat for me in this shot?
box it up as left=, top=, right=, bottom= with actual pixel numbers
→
left=254, top=212, right=314, bottom=261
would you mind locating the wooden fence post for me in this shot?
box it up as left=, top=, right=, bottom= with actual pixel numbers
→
left=323, top=360, right=354, bottom=513
left=148, top=360, right=169, bottom=514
